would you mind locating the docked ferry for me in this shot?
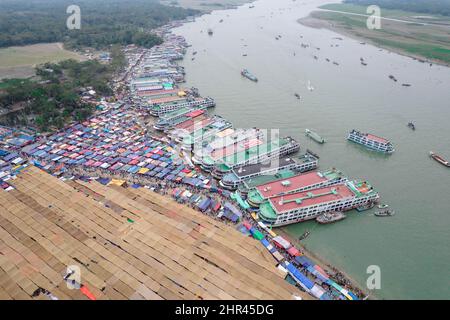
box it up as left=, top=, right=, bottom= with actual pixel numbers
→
left=220, top=153, right=319, bottom=190
left=258, top=180, right=379, bottom=227
left=211, top=136, right=300, bottom=179
left=246, top=168, right=346, bottom=208
left=347, top=130, right=394, bottom=154
left=150, top=97, right=215, bottom=116
left=180, top=117, right=233, bottom=150
left=153, top=107, right=206, bottom=131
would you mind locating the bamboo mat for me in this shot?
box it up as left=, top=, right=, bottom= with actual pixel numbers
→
left=0, top=166, right=309, bottom=300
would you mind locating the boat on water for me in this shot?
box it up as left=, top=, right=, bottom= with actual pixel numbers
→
left=356, top=201, right=375, bottom=212
left=299, top=230, right=310, bottom=240
left=402, top=83, right=411, bottom=87
left=305, top=129, right=325, bottom=144
left=407, top=122, right=416, bottom=130
left=377, top=204, right=389, bottom=209
left=241, top=69, right=258, bottom=82
left=307, top=80, right=314, bottom=91
left=207, top=29, right=213, bottom=36
left=317, top=212, right=346, bottom=224
left=389, top=75, right=398, bottom=82
left=374, top=209, right=395, bottom=217
left=294, top=93, right=301, bottom=99
left=347, top=129, right=395, bottom=154
left=430, top=151, right=450, bottom=167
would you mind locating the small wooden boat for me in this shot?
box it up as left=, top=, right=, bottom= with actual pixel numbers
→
left=299, top=230, right=310, bottom=240
left=430, top=151, right=450, bottom=167
left=374, top=209, right=395, bottom=217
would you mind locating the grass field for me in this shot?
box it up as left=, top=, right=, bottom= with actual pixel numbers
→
left=299, top=3, right=450, bottom=65
left=0, top=42, right=86, bottom=79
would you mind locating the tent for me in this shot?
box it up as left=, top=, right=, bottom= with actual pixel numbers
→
left=287, top=246, right=301, bottom=257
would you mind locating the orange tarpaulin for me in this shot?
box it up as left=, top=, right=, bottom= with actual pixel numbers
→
left=80, top=285, right=96, bottom=300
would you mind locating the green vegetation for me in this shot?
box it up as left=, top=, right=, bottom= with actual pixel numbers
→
left=161, top=0, right=250, bottom=11
left=0, top=0, right=197, bottom=49
left=0, top=48, right=125, bottom=131
left=343, top=0, right=450, bottom=16
left=306, top=2, right=450, bottom=65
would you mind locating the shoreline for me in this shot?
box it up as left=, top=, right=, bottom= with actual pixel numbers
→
left=298, top=12, right=450, bottom=68
left=2, top=2, right=370, bottom=301
left=171, top=3, right=370, bottom=299
left=276, top=228, right=373, bottom=300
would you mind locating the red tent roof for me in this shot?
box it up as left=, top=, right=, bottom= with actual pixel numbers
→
left=243, top=220, right=252, bottom=230
left=287, top=246, right=301, bottom=257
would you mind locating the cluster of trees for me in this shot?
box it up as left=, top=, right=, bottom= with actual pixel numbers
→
left=0, top=0, right=197, bottom=49
left=0, top=49, right=126, bottom=131
left=345, top=0, right=450, bottom=16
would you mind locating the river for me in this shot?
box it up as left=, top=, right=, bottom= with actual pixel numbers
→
left=173, top=0, right=450, bottom=299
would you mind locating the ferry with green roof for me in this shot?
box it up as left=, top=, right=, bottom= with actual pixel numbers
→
left=220, top=152, right=318, bottom=191
left=150, top=97, right=215, bottom=116
left=210, top=136, right=300, bottom=179
left=153, top=107, right=206, bottom=131
left=179, top=117, right=233, bottom=150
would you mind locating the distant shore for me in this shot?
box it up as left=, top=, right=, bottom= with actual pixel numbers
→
left=298, top=7, right=450, bottom=67
left=161, top=0, right=255, bottom=12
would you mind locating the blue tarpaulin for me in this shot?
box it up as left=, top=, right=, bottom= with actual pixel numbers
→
left=260, top=238, right=270, bottom=247
left=286, top=263, right=315, bottom=290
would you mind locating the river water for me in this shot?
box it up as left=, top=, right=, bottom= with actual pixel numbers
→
left=173, top=0, right=450, bottom=299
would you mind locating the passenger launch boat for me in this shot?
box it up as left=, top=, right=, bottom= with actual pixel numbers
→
left=347, top=130, right=394, bottom=154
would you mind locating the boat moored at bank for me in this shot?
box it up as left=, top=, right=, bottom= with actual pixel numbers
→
left=316, top=212, right=347, bottom=224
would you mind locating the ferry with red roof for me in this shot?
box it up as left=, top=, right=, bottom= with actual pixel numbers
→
left=258, top=180, right=379, bottom=227
left=347, top=129, right=394, bottom=154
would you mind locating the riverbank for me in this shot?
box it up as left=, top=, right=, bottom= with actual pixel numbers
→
left=298, top=3, right=450, bottom=66
left=161, top=0, right=254, bottom=12
left=276, top=228, right=372, bottom=299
